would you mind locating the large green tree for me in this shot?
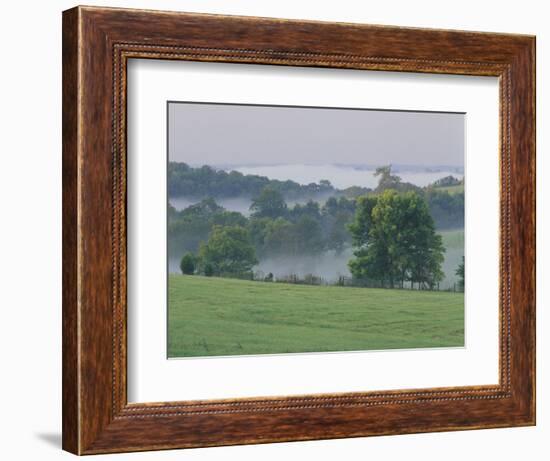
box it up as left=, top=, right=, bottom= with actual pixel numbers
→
left=348, top=190, right=445, bottom=288
left=197, top=225, right=258, bottom=276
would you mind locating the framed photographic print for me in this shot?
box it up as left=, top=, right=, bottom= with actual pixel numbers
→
left=62, top=6, right=535, bottom=455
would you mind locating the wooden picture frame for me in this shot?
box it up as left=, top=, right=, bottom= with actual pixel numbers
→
left=62, top=5, right=535, bottom=455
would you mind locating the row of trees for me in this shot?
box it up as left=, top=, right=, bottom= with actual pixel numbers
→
left=168, top=192, right=356, bottom=262
left=176, top=189, right=450, bottom=289
left=180, top=190, right=452, bottom=288
left=168, top=186, right=462, bottom=266
left=169, top=165, right=464, bottom=287
left=168, top=162, right=336, bottom=199
left=169, top=163, right=464, bottom=229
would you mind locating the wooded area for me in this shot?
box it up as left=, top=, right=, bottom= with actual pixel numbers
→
left=168, top=164, right=465, bottom=290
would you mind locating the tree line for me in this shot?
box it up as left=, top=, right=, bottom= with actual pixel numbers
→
left=168, top=162, right=464, bottom=229
left=169, top=165, right=465, bottom=289
left=168, top=162, right=336, bottom=200
left=175, top=188, right=453, bottom=290
left=168, top=191, right=356, bottom=268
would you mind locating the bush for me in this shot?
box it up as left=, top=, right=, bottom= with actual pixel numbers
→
left=179, top=253, right=196, bottom=275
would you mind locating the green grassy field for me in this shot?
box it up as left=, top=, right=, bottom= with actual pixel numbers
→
left=168, top=275, right=464, bottom=358
left=434, top=184, right=464, bottom=194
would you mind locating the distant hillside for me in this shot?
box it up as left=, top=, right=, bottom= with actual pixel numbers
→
left=168, top=162, right=337, bottom=199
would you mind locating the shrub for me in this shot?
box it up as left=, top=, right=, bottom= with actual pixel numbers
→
left=179, top=252, right=196, bottom=275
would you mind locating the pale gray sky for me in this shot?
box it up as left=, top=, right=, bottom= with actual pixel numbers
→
left=168, top=102, right=464, bottom=167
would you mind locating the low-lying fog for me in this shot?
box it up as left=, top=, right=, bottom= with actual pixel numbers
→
left=169, top=245, right=462, bottom=290
left=168, top=164, right=464, bottom=290
left=232, top=164, right=463, bottom=190
left=170, top=164, right=463, bottom=213
left=169, top=196, right=335, bottom=216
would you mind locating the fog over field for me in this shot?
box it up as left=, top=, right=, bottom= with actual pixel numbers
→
left=169, top=249, right=354, bottom=282
left=168, top=102, right=465, bottom=291
left=169, top=227, right=464, bottom=290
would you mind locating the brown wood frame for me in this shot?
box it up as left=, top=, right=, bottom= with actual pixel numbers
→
left=62, top=5, right=536, bottom=455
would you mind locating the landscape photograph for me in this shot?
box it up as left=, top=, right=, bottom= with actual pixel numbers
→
left=167, top=102, right=465, bottom=358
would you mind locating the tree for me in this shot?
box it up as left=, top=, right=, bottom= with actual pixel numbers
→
left=322, top=197, right=355, bottom=254
left=456, top=256, right=465, bottom=291
left=292, top=216, right=324, bottom=254
left=432, top=175, right=462, bottom=187
left=198, top=225, right=258, bottom=276
left=250, top=187, right=287, bottom=219
left=374, top=165, right=420, bottom=194
left=288, top=200, right=321, bottom=222
left=167, top=199, right=252, bottom=259
left=348, top=190, right=445, bottom=288
left=374, top=165, right=402, bottom=190
left=424, top=188, right=464, bottom=229
left=262, top=218, right=294, bottom=255
left=211, top=210, right=248, bottom=227
left=168, top=161, right=336, bottom=200
left=326, top=212, right=351, bottom=254
left=179, top=252, right=196, bottom=275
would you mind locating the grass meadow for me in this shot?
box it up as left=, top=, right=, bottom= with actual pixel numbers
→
left=434, top=184, right=464, bottom=194
left=168, top=275, right=464, bottom=358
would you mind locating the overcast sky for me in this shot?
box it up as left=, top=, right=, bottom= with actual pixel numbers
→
left=168, top=102, right=464, bottom=167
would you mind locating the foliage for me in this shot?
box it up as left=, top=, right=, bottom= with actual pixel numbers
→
left=287, top=199, right=321, bottom=222
left=179, top=252, right=196, bottom=275
left=424, top=188, right=464, bottom=229
left=167, top=164, right=464, bottom=286
left=168, top=198, right=247, bottom=258
left=431, top=175, right=463, bottom=187
left=319, top=196, right=355, bottom=254
left=348, top=190, right=445, bottom=288
left=168, top=162, right=335, bottom=199
left=203, top=263, right=214, bottom=277
left=339, top=185, right=372, bottom=198
left=374, top=165, right=420, bottom=194
left=259, top=217, right=294, bottom=255
left=197, top=225, right=258, bottom=276
left=291, top=216, right=325, bottom=254
left=456, top=256, right=465, bottom=290
left=250, top=187, right=288, bottom=219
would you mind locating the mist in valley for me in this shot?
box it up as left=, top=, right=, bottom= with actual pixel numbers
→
left=168, top=103, right=465, bottom=292
left=169, top=233, right=464, bottom=290
left=170, top=194, right=334, bottom=216
left=232, top=164, right=463, bottom=190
